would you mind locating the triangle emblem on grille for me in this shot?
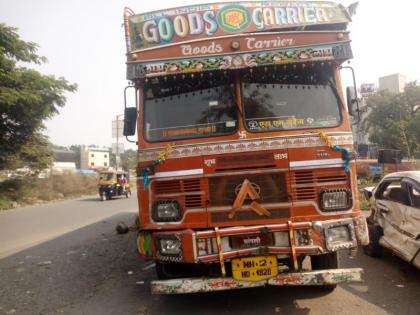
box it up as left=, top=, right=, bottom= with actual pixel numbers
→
left=229, top=179, right=271, bottom=219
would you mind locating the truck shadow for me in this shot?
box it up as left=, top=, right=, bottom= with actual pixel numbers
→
left=156, top=286, right=323, bottom=315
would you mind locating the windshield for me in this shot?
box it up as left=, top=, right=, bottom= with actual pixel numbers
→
left=144, top=73, right=237, bottom=142
left=99, top=173, right=114, bottom=181
left=241, top=65, right=342, bottom=132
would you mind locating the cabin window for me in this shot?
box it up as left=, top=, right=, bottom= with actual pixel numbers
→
left=241, top=65, right=342, bottom=132
left=144, top=72, right=238, bottom=142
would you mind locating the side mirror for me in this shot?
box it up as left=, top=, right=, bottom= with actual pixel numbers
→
left=346, top=86, right=357, bottom=116
left=362, top=187, right=374, bottom=201
left=123, top=107, right=137, bottom=136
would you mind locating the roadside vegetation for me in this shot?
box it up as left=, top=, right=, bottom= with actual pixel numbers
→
left=0, top=23, right=80, bottom=210
left=0, top=173, right=98, bottom=210
left=364, top=83, right=420, bottom=158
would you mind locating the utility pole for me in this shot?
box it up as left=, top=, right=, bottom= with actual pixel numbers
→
left=112, top=114, right=124, bottom=171
left=116, top=114, right=120, bottom=170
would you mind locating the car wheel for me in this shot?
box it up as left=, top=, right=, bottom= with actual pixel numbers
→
left=311, top=252, right=339, bottom=291
left=363, top=224, right=383, bottom=257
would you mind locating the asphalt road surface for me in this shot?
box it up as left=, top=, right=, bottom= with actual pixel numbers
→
left=0, top=196, right=419, bottom=315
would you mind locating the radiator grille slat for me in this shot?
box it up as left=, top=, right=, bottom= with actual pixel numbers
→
left=293, top=168, right=349, bottom=200
left=152, top=178, right=204, bottom=209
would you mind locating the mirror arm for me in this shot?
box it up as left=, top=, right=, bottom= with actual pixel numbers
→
left=340, top=65, right=360, bottom=124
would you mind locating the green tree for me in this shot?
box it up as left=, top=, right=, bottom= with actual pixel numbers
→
left=121, top=149, right=137, bottom=171
left=365, top=83, right=420, bottom=158
left=0, top=23, right=77, bottom=171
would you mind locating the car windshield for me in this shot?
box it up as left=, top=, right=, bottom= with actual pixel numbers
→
left=144, top=72, right=237, bottom=142
left=241, top=65, right=342, bottom=132
left=100, top=173, right=114, bottom=181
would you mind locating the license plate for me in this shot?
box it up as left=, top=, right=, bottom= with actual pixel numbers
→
left=232, top=255, right=278, bottom=281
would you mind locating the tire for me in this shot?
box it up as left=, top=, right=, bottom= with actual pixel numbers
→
left=155, top=262, right=179, bottom=280
left=311, top=252, right=339, bottom=291
left=155, top=262, right=194, bottom=280
left=363, top=224, right=383, bottom=257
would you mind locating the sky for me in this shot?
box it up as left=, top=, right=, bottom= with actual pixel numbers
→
left=0, top=0, right=419, bottom=148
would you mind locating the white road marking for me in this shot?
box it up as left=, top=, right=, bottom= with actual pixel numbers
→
left=142, top=263, right=156, bottom=271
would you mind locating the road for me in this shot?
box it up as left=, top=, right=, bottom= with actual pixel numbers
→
left=0, top=195, right=137, bottom=258
left=0, top=196, right=419, bottom=315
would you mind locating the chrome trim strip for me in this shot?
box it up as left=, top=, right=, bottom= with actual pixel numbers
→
left=290, top=158, right=344, bottom=167
left=139, top=168, right=289, bottom=181
left=290, top=161, right=355, bottom=171
left=153, top=168, right=203, bottom=178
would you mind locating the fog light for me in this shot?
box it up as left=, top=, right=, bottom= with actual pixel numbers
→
left=327, top=226, right=350, bottom=246
left=153, top=200, right=181, bottom=222
left=159, top=238, right=181, bottom=255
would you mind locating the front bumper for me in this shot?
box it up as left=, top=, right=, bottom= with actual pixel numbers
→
left=138, top=215, right=369, bottom=263
left=151, top=268, right=363, bottom=294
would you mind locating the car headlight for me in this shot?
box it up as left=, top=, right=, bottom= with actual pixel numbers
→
left=153, top=200, right=181, bottom=222
left=320, top=189, right=351, bottom=211
left=158, top=238, right=181, bottom=255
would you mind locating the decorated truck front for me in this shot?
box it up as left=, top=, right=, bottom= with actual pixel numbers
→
left=122, top=1, right=369, bottom=294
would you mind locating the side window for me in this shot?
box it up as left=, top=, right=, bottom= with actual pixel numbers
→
left=408, top=185, right=420, bottom=209
left=376, top=180, right=410, bottom=205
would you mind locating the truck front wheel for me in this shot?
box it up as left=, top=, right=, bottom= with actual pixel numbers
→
left=311, top=252, right=339, bottom=291
left=155, top=262, right=183, bottom=279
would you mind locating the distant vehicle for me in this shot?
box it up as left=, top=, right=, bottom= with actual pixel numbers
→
left=98, top=170, right=131, bottom=201
left=362, top=171, right=420, bottom=268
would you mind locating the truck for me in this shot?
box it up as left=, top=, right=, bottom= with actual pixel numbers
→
left=122, top=1, right=369, bottom=294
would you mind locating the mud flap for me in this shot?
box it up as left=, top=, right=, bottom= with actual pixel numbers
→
left=151, top=268, right=363, bottom=294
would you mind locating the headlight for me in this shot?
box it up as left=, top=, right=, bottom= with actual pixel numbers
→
left=327, top=226, right=351, bottom=246
left=320, top=189, right=351, bottom=211
left=158, top=238, right=181, bottom=255
left=153, top=200, right=181, bottom=222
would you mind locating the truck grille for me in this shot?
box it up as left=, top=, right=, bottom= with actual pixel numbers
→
left=152, top=178, right=205, bottom=209
left=292, top=168, right=349, bottom=201
left=208, top=173, right=288, bottom=206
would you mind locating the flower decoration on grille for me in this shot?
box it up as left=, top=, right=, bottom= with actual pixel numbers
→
left=140, top=144, right=173, bottom=188
left=319, top=132, right=353, bottom=172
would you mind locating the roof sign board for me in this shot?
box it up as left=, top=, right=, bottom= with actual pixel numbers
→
left=126, top=1, right=350, bottom=52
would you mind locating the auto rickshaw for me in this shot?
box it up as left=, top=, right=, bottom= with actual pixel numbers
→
left=98, top=170, right=131, bottom=201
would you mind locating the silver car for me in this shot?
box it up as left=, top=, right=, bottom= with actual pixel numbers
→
left=363, top=171, right=420, bottom=268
